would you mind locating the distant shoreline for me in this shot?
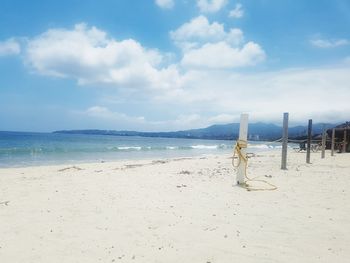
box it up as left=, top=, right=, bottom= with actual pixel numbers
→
left=53, top=121, right=335, bottom=141
left=1, top=120, right=336, bottom=142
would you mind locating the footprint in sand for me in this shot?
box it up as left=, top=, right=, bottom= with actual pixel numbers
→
left=58, top=166, right=83, bottom=172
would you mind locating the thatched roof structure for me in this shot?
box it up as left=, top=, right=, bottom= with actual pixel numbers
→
left=327, top=122, right=350, bottom=152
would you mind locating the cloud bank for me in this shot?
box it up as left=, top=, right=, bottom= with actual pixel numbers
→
left=25, top=23, right=182, bottom=91
left=1, top=16, right=349, bottom=130
left=170, top=15, right=244, bottom=50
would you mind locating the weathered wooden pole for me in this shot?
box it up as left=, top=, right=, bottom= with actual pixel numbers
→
left=237, top=113, right=249, bottom=185
left=343, top=129, right=347, bottom=153
left=331, top=128, right=335, bottom=156
left=321, top=124, right=326, bottom=159
left=281, top=112, right=289, bottom=170
left=306, top=119, right=312, bottom=164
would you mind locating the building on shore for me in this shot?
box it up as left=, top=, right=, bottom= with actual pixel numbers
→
left=327, top=122, right=350, bottom=152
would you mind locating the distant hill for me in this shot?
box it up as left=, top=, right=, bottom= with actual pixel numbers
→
left=53, top=122, right=336, bottom=141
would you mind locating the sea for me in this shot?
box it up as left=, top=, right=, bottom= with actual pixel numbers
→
left=0, top=131, right=283, bottom=168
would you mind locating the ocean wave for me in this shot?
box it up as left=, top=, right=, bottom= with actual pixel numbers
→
left=166, top=146, right=178, bottom=150
left=3, top=143, right=277, bottom=156
left=117, top=146, right=142, bottom=151
left=190, top=145, right=219, bottom=149
left=110, top=144, right=232, bottom=151
left=247, top=144, right=293, bottom=149
left=248, top=144, right=272, bottom=149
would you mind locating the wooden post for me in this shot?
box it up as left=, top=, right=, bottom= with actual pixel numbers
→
left=237, top=113, right=249, bottom=185
left=321, top=124, right=326, bottom=159
left=306, top=119, right=312, bottom=164
left=343, top=129, right=347, bottom=153
left=331, top=128, right=335, bottom=156
left=281, top=112, right=289, bottom=170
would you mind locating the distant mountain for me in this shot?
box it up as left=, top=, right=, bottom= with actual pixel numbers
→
left=53, top=122, right=337, bottom=141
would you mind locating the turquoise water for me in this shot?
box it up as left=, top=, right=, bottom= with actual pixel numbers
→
left=0, top=132, right=281, bottom=167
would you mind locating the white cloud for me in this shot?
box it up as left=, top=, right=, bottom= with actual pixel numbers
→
left=86, top=106, right=120, bottom=119
left=310, top=38, right=349, bottom=48
left=160, top=113, right=237, bottom=130
left=86, top=106, right=145, bottom=122
left=181, top=41, right=265, bottom=69
left=170, top=15, right=243, bottom=50
left=25, top=23, right=182, bottom=91
left=208, top=114, right=236, bottom=123
left=158, top=66, right=350, bottom=125
left=85, top=61, right=350, bottom=130
left=94, top=65, right=350, bottom=130
left=171, top=16, right=226, bottom=47
left=197, top=0, right=227, bottom=13
left=83, top=106, right=236, bottom=131
left=226, top=28, right=244, bottom=46
left=170, top=16, right=263, bottom=69
left=0, top=38, right=21, bottom=56
left=163, top=114, right=203, bottom=129
left=155, top=0, right=174, bottom=9
left=83, top=106, right=204, bottom=131
left=229, top=3, right=244, bottom=18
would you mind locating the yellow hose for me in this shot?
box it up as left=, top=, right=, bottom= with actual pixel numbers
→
left=232, top=140, right=277, bottom=191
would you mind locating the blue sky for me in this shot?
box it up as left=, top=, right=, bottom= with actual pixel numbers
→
left=0, top=0, right=349, bottom=132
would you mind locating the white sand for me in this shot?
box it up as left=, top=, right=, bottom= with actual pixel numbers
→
left=0, top=150, right=349, bottom=263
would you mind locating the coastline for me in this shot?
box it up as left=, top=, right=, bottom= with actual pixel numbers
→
left=1, top=150, right=349, bottom=262
left=0, top=130, right=289, bottom=169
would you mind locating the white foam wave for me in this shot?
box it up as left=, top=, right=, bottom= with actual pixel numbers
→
left=191, top=145, right=218, bottom=149
left=166, top=146, right=178, bottom=150
left=274, top=145, right=283, bottom=149
left=248, top=144, right=272, bottom=149
left=117, top=146, right=142, bottom=150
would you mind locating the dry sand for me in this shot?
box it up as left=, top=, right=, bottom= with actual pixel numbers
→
left=0, top=150, right=349, bottom=262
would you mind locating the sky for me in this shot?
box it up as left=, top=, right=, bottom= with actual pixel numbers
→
left=0, top=0, right=349, bottom=132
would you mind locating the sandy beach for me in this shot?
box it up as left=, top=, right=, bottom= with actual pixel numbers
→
left=0, top=150, right=349, bottom=263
